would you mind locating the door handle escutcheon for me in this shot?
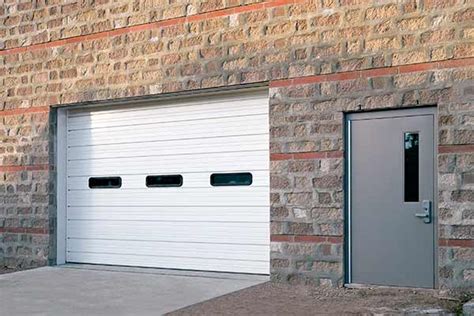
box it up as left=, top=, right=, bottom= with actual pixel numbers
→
left=415, top=200, right=432, bottom=224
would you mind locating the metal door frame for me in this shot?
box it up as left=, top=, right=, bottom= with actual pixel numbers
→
left=344, top=106, right=438, bottom=288
left=54, top=83, right=269, bottom=266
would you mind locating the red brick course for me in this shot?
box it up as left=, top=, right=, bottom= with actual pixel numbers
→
left=270, top=57, right=474, bottom=87
left=0, top=106, right=50, bottom=117
left=0, top=165, right=50, bottom=172
left=0, top=227, right=49, bottom=235
left=439, top=239, right=474, bottom=248
left=271, top=235, right=343, bottom=244
left=438, top=145, right=474, bottom=154
left=271, top=151, right=344, bottom=161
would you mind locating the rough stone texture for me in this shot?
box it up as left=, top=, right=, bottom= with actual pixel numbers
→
left=0, top=0, right=265, bottom=50
left=1, top=0, right=473, bottom=110
left=0, top=0, right=473, bottom=289
left=464, top=299, right=474, bottom=316
left=0, top=112, right=50, bottom=268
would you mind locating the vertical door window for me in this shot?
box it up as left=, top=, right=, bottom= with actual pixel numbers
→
left=404, top=132, right=419, bottom=202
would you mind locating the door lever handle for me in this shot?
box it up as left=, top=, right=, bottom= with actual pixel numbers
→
left=415, top=200, right=432, bottom=224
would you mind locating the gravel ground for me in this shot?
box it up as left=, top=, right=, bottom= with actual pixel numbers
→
left=167, top=282, right=461, bottom=315
left=0, top=267, right=21, bottom=275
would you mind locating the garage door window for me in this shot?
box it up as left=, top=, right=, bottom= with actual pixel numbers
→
left=146, top=175, right=183, bottom=187
left=210, top=173, right=253, bottom=186
left=89, top=177, right=122, bottom=189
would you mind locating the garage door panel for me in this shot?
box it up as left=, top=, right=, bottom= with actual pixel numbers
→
left=67, top=96, right=267, bottom=130
left=67, top=115, right=268, bottom=146
left=67, top=187, right=270, bottom=207
left=68, top=134, right=269, bottom=160
left=67, top=206, right=269, bottom=222
left=67, top=239, right=269, bottom=261
left=66, top=252, right=269, bottom=274
left=67, top=171, right=269, bottom=190
left=67, top=151, right=269, bottom=176
left=65, top=91, right=269, bottom=274
left=67, top=221, right=269, bottom=244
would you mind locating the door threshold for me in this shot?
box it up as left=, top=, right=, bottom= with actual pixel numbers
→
left=59, top=263, right=270, bottom=282
left=345, top=283, right=438, bottom=293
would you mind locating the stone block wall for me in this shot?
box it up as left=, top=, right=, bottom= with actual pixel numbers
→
left=0, top=0, right=472, bottom=288
left=0, top=111, right=50, bottom=268
left=0, top=0, right=265, bottom=49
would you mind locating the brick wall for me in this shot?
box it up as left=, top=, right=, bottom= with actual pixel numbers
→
left=0, top=0, right=472, bottom=288
left=0, top=0, right=265, bottom=49
left=0, top=111, right=50, bottom=268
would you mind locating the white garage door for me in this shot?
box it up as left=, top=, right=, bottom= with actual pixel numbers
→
left=65, top=91, right=270, bottom=274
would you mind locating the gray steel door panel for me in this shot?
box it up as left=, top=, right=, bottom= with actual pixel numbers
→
left=348, top=109, right=435, bottom=288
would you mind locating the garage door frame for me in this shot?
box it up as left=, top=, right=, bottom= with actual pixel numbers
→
left=55, top=84, right=269, bottom=268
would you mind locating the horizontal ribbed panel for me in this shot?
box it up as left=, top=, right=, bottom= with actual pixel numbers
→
left=68, top=134, right=268, bottom=160
left=67, top=187, right=270, bottom=207
left=67, top=151, right=269, bottom=176
left=67, top=95, right=266, bottom=129
left=67, top=206, right=269, bottom=222
left=67, top=239, right=270, bottom=260
left=67, top=221, right=269, bottom=244
left=66, top=91, right=270, bottom=274
left=67, top=115, right=268, bottom=146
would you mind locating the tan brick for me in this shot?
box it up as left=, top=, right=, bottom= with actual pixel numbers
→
left=453, top=8, right=474, bottom=22
left=420, top=29, right=456, bottom=43
left=365, top=36, right=399, bottom=53
left=453, top=43, right=474, bottom=58
left=397, top=17, right=427, bottom=31
left=266, top=21, right=293, bottom=36
left=394, top=73, right=429, bottom=88
left=462, top=27, right=474, bottom=39
left=312, top=13, right=341, bottom=27
left=392, top=49, right=429, bottom=66
left=365, top=4, right=398, bottom=20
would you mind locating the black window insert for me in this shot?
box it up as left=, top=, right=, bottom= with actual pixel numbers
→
left=146, top=175, right=183, bottom=187
left=89, top=177, right=122, bottom=189
left=211, top=173, right=253, bottom=186
left=404, top=132, right=419, bottom=202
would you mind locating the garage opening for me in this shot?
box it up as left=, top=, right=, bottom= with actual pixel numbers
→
left=57, top=90, right=270, bottom=275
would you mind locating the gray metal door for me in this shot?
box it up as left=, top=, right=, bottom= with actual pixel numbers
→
left=347, top=108, right=436, bottom=288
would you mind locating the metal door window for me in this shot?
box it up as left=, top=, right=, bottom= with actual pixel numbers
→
left=404, top=132, right=419, bottom=202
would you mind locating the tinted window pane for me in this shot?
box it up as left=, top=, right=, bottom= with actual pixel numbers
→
left=146, top=175, right=183, bottom=187
left=404, top=132, right=419, bottom=202
left=89, top=177, right=122, bottom=189
left=211, top=173, right=252, bottom=186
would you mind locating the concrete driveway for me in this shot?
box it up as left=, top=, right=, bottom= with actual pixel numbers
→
left=0, top=264, right=268, bottom=316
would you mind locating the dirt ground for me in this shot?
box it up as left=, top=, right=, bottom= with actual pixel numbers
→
left=167, top=282, right=463, bottom=315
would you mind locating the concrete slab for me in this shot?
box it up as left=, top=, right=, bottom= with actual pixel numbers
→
left=0, top=264, right=268, bottom=316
